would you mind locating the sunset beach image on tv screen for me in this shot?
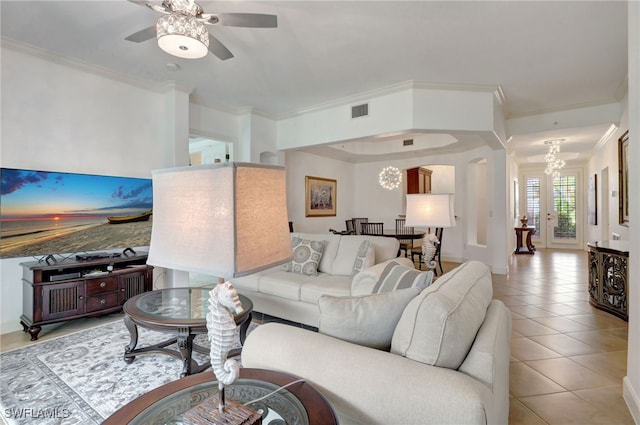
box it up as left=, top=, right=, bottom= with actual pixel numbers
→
left=1, top=168, right=153, bottom=259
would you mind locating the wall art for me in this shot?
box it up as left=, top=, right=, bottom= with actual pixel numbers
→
left=305, top=176, right=336, bottom=217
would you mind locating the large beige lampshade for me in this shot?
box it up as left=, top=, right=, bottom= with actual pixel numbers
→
left=405, top=193, right=456, bottom=227
left=147, top=162, right=292, bottom=278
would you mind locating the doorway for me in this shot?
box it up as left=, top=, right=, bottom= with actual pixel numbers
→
left=522, top=169, right=583, bottom=249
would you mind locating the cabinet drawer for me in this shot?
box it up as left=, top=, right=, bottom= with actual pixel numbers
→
left=86, top=276, right=118, bottom=295
left=86, top=293, right=119, bottom=313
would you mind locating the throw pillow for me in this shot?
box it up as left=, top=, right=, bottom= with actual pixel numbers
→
left=390, top=260, right=493, bottom=369
left=318, top=287, right=421, bottom=350
left=282, top=237, right=300, bottom=271
left=351, top=240, right=375, bottom=275
left=283, top=239, right=325, bottom=276
left=372, top=261, right=433, bottom=293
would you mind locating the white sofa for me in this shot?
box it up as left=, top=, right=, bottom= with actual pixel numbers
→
left=231, top=232, right=414, bottom=327
left=242, top=261, right=512, bottom=425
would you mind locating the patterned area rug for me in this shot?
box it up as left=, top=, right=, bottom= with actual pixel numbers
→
left=0, top=319, right=253, bottom=425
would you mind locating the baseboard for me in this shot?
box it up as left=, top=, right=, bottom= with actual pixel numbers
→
left=1, top=319, right=22, bottom=335
left=491, top=265, right=509, bottom=275
left=441, top=256, right=507, bottom=275
left=442, top=255, right=466, bottom=265
left=623, top=376, right=640, bottom=424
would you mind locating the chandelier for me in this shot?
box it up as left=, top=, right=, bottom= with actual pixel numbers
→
left=156, top=12, right=209, bottom=59
left=544, top=139, right=566, bottom=179
left=379, top=166, right=402, bottom=190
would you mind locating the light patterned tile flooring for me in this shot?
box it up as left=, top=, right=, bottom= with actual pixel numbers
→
left=493, top=249, right=634, bottom=425
left=1, top=249, right=635, bottom=424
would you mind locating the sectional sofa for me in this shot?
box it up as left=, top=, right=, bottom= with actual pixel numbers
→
left=231, top=232, right=417, bottom=327
left=243, top=260, right=512, bottom=425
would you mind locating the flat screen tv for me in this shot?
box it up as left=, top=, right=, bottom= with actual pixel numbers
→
left=1, top=168, right=153, bottom=259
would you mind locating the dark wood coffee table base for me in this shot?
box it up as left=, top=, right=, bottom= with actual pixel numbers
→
left=122, top=288, right=253, bottom=377
left=103, top=368, right=338, bottom=425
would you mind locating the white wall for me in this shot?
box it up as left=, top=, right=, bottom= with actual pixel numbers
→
left=349, top=144, right=506, bottom=272
left=0, top=47, right=185, bottom=333
left=189, top=103, right=240, bottom=145
left=277, top=82, right=504, bottom=151
left=284, top=150, right=356, bottom=233
left=586, top=98, right=630, bottom=243
left=623, top=1, right=639, bottom=420
left=1, top=49, right=170, bottom=175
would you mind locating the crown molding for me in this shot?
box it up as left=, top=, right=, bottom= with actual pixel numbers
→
left=1, top=37, right=169, bottom=94
left=189, top=94, right=258, bottom=116
left=276, top=80, right=501, bottom=120
left=507, top=98, right=623, bottom=120
left=592, top=123, right=620, bottom=153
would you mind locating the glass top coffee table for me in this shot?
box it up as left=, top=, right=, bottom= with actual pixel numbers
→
left=123, top=287, right=253, bottom=377
left=103, top=368, right=338, bottom=425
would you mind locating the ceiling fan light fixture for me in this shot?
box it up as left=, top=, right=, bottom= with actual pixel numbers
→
left=156, top=13, right=209, bottom=59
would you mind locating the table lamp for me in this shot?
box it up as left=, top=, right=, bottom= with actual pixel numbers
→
left=405, top=193, right=455, bottom=271
left=147, top=162, right=292, bottom=422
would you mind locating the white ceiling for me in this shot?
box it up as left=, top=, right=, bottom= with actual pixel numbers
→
left=0, top=1, right=629, bottom=164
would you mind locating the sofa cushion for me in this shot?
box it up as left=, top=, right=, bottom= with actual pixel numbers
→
left=300, top=275, right=352, bottom=304
left=318, top=287, right=421, bottom=350
left=372, top=261, right=433, bottom=293
left=351, top=240, right=375, bottom=275
left=257, top=269, right=313, bottom=300
left=283, top=238, right=325, bottom=276
left=390, top=260, right=493, bottom=369
left=292, top=233, right=341, bottom=273
left=332, top=237, right=369, bottom=275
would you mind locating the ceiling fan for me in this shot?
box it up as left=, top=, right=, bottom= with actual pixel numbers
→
left=125, top=0, right=277, bottom=60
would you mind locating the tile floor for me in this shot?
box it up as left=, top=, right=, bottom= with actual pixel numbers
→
left=495, top=249, right=634, bottom=425
left=0, top=248, right=635, bottom=424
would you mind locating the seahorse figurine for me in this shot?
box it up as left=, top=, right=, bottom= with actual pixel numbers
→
left=206, top=280, right=245, bottom=413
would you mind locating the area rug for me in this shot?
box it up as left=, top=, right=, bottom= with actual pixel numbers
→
left=0, top=319, right=255, bottom=425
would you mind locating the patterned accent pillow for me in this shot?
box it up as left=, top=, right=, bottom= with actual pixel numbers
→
left=352, top=240, right=375, bottom=275
left=283, top=239, right=325, bottom=276
left=373, top=261, right=433, bottom=293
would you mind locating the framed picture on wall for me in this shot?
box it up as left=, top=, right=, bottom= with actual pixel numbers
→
left=618, top=130, right=629, bottom=226
left=305, top=176, right=337, bottom=217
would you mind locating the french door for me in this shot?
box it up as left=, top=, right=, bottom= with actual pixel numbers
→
left=522, top=169, right=583, bottom=249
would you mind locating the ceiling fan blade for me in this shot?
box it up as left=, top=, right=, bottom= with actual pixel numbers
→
left=125, top=25, right=157, bottom=43
left=127, top=0, right=171, bottom=14
left=127, top=0, right=150, bottom=7
left=209, top=13, right=277, bottom=28
left=208, top=33, right=234, bottom=61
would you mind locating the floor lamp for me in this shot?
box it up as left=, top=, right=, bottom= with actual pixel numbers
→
left=147, top=162, right=292, bottom=422
left=405, top=193, right=455, bottom=271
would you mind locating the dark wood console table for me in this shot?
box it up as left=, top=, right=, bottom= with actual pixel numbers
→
left=587, top=240, right=629, bottom=321
left=514, top=226, right=536, bottom=254
left=20, top=251, right=153, bottom=340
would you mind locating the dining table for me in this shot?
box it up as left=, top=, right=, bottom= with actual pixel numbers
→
left=362, top=230, right=425, bottom=240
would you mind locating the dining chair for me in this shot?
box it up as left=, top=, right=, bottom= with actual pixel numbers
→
left=352, top=218, right=369, bottom=235
left=361, top=222, right=384, bottom=235
left=395, top=218, right=414, bottom=258
left=345, top=219, right=355, bottom=234
left=412, top=227, right=444, bottom=275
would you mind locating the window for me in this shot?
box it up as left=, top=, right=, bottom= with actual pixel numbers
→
left=553, top=175, right=577, bottom=239
left=526, top=177, right=541, bottom=236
